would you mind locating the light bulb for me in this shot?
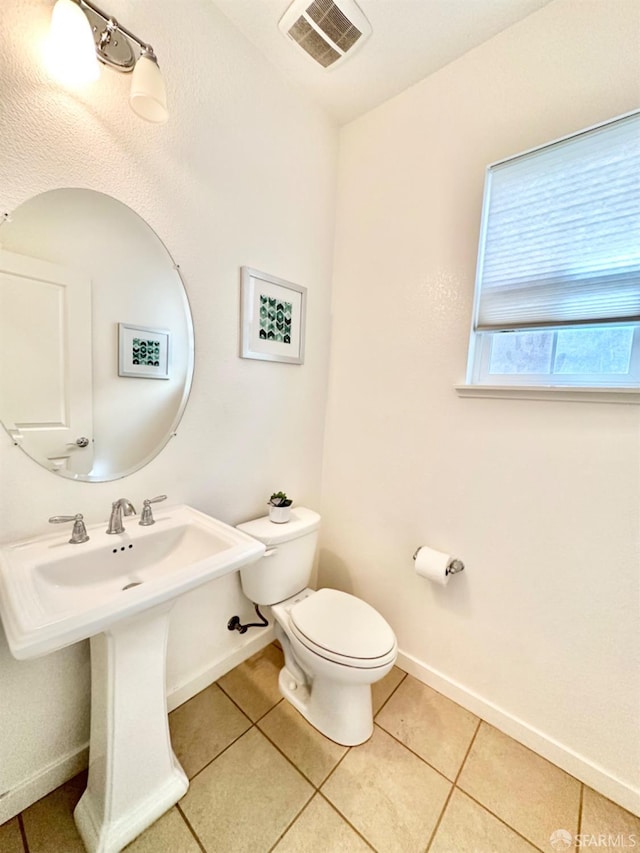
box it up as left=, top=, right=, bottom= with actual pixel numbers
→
left=45, top=0, right=100, bottom=86
left=129, top=52, right=168, bottom=124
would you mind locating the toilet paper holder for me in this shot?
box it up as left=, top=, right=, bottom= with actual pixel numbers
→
left=412, top=547, right=465, bottom=576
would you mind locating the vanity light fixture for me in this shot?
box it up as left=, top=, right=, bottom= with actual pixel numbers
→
left=47, top=0, right=168, bottom=123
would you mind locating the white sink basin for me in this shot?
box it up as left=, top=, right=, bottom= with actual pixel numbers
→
left=0, top=504, right=265, bottom=659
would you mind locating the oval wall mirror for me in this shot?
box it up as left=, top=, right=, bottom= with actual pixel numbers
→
left=0, top=189, right=194, bottom=481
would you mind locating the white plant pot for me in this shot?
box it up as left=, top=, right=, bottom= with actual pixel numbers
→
left=269, top=505, right=291, bottom=524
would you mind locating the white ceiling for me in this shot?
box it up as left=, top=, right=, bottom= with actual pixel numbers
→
left=211, top=0, right=553, bottom=125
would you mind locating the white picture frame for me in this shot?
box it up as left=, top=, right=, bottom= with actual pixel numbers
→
left=240, top=267, right=306, bottom=364
left=118, top=323, right=171, bottom=380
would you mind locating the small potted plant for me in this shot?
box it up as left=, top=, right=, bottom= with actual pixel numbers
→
left=268, top=491, right=292, bottom=523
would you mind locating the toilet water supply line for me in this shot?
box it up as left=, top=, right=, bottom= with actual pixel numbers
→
left=227, top=604, right=269, bottom=634
left=226, top=606, right=307, bottom=689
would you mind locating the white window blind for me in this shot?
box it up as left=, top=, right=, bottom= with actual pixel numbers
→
left=475, top=111, right=640, bottom=331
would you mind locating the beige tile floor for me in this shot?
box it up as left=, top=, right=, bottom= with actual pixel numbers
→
left=3, top=643, right=638, bottom=853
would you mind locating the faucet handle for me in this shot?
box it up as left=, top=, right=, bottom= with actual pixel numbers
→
left=49, top=513, right=90, bottom=545
left=139, top=495, right=167, bottom=527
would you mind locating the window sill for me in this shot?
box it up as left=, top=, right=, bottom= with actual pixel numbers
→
left=455, top=385, right=640, bottom=404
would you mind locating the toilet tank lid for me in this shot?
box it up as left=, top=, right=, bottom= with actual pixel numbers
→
left=236, top=506, right=321, bottom=546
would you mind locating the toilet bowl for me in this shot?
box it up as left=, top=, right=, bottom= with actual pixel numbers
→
left=237, top=508, right=397, bottom=745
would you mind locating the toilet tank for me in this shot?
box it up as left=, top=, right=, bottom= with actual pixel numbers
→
left=236, top=507, right=321, bottom=605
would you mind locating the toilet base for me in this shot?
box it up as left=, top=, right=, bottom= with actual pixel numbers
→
left=278, top=664, right=374, bottom=746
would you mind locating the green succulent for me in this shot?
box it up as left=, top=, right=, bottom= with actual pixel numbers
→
left=269, top=491, right=292, bottom=507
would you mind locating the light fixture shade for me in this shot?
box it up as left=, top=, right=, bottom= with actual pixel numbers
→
left=46, top=0, right=100, bottom=86
left=129, top=54, right=168, bottom=124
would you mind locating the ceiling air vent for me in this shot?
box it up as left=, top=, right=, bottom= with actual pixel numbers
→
left=279, top=0, right=372, bottom=70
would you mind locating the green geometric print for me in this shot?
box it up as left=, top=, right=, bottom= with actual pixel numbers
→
left=259, top=294, right=292, bottom=344
left=132, top=337, right=161, bottom=366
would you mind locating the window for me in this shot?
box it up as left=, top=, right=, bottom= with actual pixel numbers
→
left=466, top=111, right=640, bottom=390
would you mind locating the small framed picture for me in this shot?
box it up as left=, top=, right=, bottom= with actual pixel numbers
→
left=240, top=267, right=306, bottom=364
left=118, top=323, right=170, bottom=379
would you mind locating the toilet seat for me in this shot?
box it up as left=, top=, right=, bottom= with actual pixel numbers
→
left=288, top=588, right=397, bottom=669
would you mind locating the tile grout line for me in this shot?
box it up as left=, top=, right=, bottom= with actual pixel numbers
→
left=304, top=719, right=392, bottom=850
left=177, top=716, right=316, bottom=853
left=266, top=795, right=317, bottom=853
left=454, top=788, right=549, bottom=853
left=183, top=721, right=254, bottom=785
left=317, top=790, right=378, bottom=851
left=315, top=709, right=474, bottom=853
left=17, top=813, right=29, bottom=853
left=374, top=699, right=588, bottom=853
left=316, top=733, right=353, bottom=789
left=252, top=696, right=286, bottom=727
left=451, top=720, right=581, bottom=852
left=374, top=670, right=485, bottom=786
left=175, top=802, right=207, bottom=853
left=452, top=719, right=482, bottom=784
left=578, top=782, right=584, bottom=835
left=255, top=720, right=327, bottom=788
left=423, top=717, right=482, bottom=852
left=371, top=669, right=408, bottom=719
left=316, top=717, right=440, bottom=853
left=176, top=672, right=286, bottom=787
left=215, top=677, right=282, bottom=724
left=374, top=720, right=461, bottom=786
left=441, top=718, right=549, bottom=853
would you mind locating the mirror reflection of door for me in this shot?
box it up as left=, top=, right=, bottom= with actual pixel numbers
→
left=0, top=249, right=94, bottom=474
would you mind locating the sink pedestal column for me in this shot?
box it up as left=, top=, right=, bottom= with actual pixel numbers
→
left=74, top=602, right=188, bottom=853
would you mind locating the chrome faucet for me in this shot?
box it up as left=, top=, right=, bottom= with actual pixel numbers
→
left=106, top=498, right=136, bottom=534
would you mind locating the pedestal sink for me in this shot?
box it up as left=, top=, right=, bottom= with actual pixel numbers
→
left=0, top=505, right=265, bottom=853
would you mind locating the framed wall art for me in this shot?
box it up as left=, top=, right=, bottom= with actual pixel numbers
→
left=240, top=267, right=306, bottom=364
left=118, top=323, right=171, bottom=379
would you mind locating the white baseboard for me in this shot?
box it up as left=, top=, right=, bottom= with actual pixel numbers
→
left=0, top=744, right=89, bottom=825
left=396, top=649, right=640, bottom=818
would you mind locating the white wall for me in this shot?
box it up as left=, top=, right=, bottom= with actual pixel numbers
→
left=0, top=0, right=337, bottom=820
left=322, top=0, right=640, bottom=815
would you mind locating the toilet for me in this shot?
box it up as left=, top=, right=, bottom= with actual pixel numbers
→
left=237, top=507, right=397, bottom=746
